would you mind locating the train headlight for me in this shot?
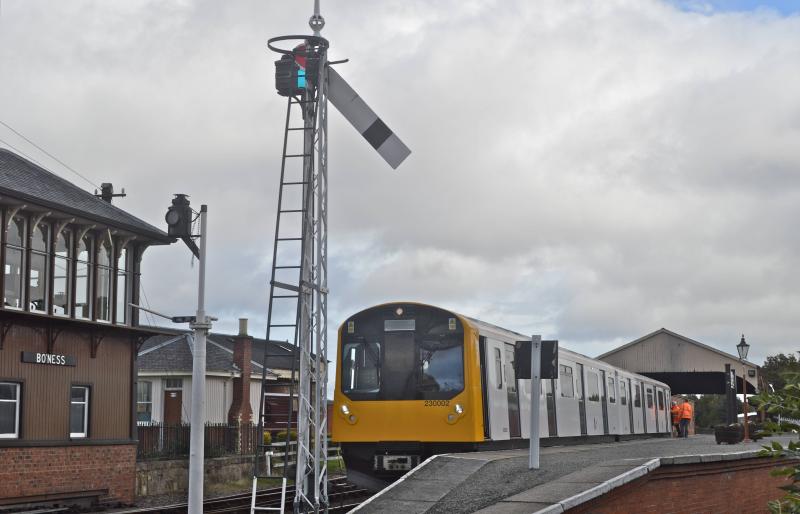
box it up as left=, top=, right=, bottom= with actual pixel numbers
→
left=341, top=404, right=350, bottom=416
left=454, top=403, right=464, bottom=415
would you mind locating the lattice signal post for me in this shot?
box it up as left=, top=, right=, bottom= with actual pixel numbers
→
left=253, top=2, right=411, bottom=513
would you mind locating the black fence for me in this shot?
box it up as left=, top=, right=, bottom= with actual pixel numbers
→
left=137, top=423, right=261, bottom=460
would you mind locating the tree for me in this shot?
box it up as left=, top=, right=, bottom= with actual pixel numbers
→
left=749, top=371, right=800, bottom=513
left=690, top=394, right=742, bottom=429
left=762, top=353, right=800, bottom=391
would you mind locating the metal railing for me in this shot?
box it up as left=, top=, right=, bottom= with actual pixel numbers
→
left=137, top=423, right=261, bottom=460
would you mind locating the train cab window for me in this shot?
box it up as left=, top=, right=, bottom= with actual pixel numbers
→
left=0, top=382, right=21, bottom=439
left=657, top=390, right=665, bottom=411
left=418, top=336, right=464, bottom=394
left=620, top=381, right=627, bottom=406
left=646, top=388, right=654, bottom=409
left=494, top=348, right=502, bottom=389
left=587, top=371, right=600, bottom=402
left=559, top=365, right=574, bottom=398
left=607, top=377, right=616, bottom=404
left=342, top=341, right=381, bottom=394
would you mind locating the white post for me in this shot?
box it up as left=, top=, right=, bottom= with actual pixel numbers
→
left=188, top=205, right=209, bottom=513
left=529, top=335, right=542, bottom=470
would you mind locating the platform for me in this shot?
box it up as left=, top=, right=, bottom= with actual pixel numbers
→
left=353, top=435, right=795, bottom=513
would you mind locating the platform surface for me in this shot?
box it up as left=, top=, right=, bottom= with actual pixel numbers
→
left=354, top=435, right=795, bottom=514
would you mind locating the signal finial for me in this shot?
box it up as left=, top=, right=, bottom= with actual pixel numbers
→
left=309, top=0, right=325, bottom=35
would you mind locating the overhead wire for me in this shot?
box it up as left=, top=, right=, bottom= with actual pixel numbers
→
left=0, top=119, right=101, bottom=190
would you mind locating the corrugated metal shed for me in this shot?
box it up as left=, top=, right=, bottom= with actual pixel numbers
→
left=597, top=328, right=760, bottom=392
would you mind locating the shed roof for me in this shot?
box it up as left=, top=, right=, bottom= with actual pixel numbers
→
left=597, top=328, right=759, bottom=368
left=0, top=148, right=172, bottom=243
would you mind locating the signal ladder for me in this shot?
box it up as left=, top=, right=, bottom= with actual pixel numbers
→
left=252, top=68, right=328, bottom=513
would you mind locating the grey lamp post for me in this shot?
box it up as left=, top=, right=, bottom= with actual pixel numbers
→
left=736, top=334, right=750, bottom=442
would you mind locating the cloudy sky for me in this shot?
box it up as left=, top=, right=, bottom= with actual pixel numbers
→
left=1, top=0, right=799, bottom=378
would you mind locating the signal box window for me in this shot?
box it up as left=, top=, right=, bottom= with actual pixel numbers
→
left=587, top=371, right=600, bottom=402
left=70, top=386, right=90, bottom=438
left=559, top=365, right=574, bottom=398
left=4, top=215, right=25, bottom=309
left=342, top=341, right=381, bottom=394
left=0, top=382, right=20, bottom=439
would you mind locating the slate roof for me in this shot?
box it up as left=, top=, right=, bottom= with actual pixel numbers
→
left=0, top=148, right=172, bottom=243
left=213, top=334, right=299, bottom=371
left=138, top=332, right=284, bottom=377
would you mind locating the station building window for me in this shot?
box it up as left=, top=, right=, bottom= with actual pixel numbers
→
left=96, top=239, right=112, bottom=322
left=29, top=221, right=49, bottom=313
left=559, top=365, right=574, bottom=398
left=70, top=386, right=90, bottom=438
left=75, top=234, right=92, bottom=319
left=0, top=382, right=21, bottom=439
left=115, top=246, right=129, bottom=324
left=137, top=381, right=152, bottom=423
left=53, top=228, right=72, bottom=316
left=4, top=214, right=25, bottom=309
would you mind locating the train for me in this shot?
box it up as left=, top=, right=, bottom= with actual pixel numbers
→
left=331, top=302, right=672, bottom=489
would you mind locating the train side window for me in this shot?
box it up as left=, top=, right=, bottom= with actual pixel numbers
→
left=494, top=348, right=502, bottom=389
left=646, top=387, right=654, bottom=409
left=620, top=381, right=627, bottom=406
left=657, top=390, right=665, bottom=411
left=587, top=371, right=599, bottom=402
left=633, top=382, right=641, bottom=408
left=559, top=365, right=574, bottom=398
left=607, top=377, right=616, bottom=404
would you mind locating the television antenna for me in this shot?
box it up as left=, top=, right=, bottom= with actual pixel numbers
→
left=252, top=1, right=411, bottom=513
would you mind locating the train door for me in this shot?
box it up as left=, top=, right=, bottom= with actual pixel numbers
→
left=484, top=338, right=510, bottom=439
left=518, top=375, right=532, bottom=439
left=606, top=373, right=619, bottom=434
left=556, top=361, right=580, bottom=437
left=585, top=369, right=603, bottom=435
left=656, top=388, right=667, bottom=433
left=626, top=378, right=635, bottom=434
left=618, top=375, right=630, bottom=435
left=479, top=337, right=490, bottom=439
left=576, top=363, right=587, bottom=436
left=644, top=384, right=657, bottom=433
left=504, top=343, right=521, bottom=438
left=600, top=370, right=609, bottom=435
left=545, top=378, right=558, bottom=437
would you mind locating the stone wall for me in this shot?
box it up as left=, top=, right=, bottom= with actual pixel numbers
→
left=0, top=444, right=136, bottom=505
left=569, top=457, right=793, bottom=513
left=136, top=455, right=253, bottom=497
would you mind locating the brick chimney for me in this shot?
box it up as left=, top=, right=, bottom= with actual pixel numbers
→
left=228, top=318, right=253, bottom=424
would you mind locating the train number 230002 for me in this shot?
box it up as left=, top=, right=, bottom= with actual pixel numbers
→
left=423, top=400, right=450, bottom=407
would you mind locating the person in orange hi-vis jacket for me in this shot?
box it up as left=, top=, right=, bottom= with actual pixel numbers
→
left=671, top=401, right=681, bottom=437
left=679, top=398, right=693, bottom=438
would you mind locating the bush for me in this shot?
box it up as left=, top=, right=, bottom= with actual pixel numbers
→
left=274, top=430, right=298, bottom=442
left=749, top=371, right=800, bottom=513
left=263, top=431, right=272, bottom=446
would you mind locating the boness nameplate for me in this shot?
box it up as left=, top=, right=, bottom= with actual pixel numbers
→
left=21, top=351, right=76, bottom=367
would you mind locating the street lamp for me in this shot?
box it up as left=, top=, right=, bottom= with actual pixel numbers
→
left=736, top=334, right=750, bottom=442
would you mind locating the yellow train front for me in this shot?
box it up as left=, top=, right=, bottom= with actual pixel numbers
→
left=331, top=302, right=483, bottom=488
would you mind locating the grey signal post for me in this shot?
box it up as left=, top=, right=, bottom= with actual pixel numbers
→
left=530, top=335, right=542, bottom=470
left=261, top=2, right=411, bottom=512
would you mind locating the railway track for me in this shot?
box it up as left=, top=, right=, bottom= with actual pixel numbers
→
left=109, top=477, right=370, bottom=514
